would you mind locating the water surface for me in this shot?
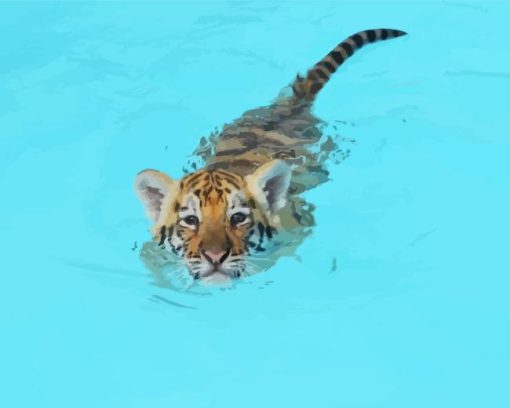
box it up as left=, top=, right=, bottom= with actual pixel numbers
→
left=1, top=2, right=509, bottom=407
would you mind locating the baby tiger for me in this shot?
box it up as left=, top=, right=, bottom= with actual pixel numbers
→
left=135, top=28, right=407, bottom=284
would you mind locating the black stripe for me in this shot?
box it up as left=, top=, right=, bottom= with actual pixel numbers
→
left=215, top=171, right=241, bottom=188
left=314, top=68, right=328, bottom=80
left=366, top=30, right=376, bottom=42
left=257, top=222, right=265, bottom=239
left=186, top=178, right=202, bottom=190
left=184, top=172, right=202, bottom=186
left=215, top=147, right=254, bottom=157
left=310, top=82, right=323, bottom=95
left=158, top=226, right=166, bottom=246
left=351, top=33, right=363, bottom=48
left=330, top=50, right=344, bottom=64
left=381, top=29, right=388, bottom=40
left=322, top=61, right=336, bottom=73
left=341, top=42, right=354, bottom=56
left=216, top=169, right=235, bottom=178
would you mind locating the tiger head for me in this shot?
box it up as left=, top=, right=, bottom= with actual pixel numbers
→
left=134, top=160, right=291, bottom=283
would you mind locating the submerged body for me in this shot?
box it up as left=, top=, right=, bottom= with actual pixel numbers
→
left=135, top=29, right=407, bottom=286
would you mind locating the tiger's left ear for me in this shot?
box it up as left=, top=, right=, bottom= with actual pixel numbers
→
left=245, top=160, right=292, bottom=215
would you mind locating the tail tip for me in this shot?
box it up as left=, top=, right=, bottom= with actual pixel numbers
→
left=392, top=29, right=407, bottom=38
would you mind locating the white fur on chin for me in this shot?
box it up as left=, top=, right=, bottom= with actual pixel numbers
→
left=199, top=272, right=233, bottom=286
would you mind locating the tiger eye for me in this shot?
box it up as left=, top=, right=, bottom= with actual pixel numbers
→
left=230, top=212, right=247, bottom=225
left=183, top=215, right=199, bottom=226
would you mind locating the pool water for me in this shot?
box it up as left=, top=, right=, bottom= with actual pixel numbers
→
left=1, top=2, right=509, bottom=407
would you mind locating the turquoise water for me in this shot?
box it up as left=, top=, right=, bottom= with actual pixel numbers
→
left=1, top=1, right=509, bottom=407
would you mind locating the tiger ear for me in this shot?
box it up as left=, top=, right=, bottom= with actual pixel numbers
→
left=245, top=160, right=292, bottom=215
left=134, top=169, right=178, bottom=222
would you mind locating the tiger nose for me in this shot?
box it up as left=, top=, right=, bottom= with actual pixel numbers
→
left=203, top=249, right=230, bottom=265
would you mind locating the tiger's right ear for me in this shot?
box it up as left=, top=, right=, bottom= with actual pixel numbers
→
left=134, top=169, right=178, bottom=222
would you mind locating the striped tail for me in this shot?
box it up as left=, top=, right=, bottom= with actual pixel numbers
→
left=292, top=28, right=407, bottom=101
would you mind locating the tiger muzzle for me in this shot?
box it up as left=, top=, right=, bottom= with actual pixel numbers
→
left=202, top=248, right=230, bottom=270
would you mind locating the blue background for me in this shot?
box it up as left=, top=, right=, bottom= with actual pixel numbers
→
left=1, top=1, right=509, bottom=407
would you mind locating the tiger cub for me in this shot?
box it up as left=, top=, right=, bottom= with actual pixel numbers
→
left=135, top=29, right=406, bottom=285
